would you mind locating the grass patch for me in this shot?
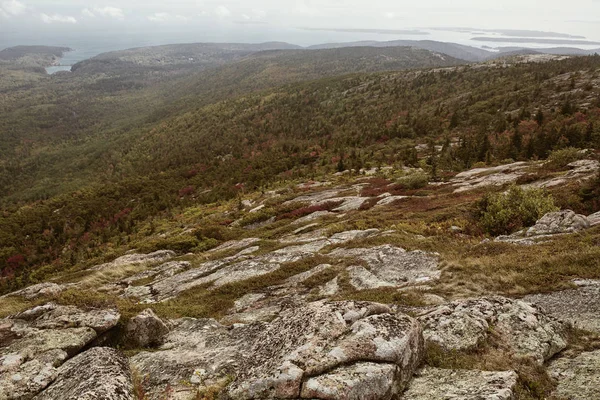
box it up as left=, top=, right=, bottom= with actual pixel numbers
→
left=333, top=287, right=426, bottom=307
left=152, top=254, right=333, bottom=320
left=440, top=228, right=600, bottom=296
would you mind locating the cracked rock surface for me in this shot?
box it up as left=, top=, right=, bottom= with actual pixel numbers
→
left=417, top=296, right=567, bottom=364
left=0, top=303, right=120, bottom=399
left=228, top=300, right=423, bottom=400
left=33, top=347, right=134, bottom=400
left=131, top=301, right=423, bottom=400
left=400, top=367, right=518, bottom=400
left=549, top=350, right=600, bottom=400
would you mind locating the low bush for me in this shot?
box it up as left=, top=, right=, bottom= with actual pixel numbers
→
left=545, top=147, right=583, bottom=170
left=136, top=235, right=200, bottom=254
left=237, top=208, right=276, bottom=227
left=391, top=172, right=429, bottom=191
left=276, top=201, right=342, bottom=221
left=477, top=185, right=558, bottom=236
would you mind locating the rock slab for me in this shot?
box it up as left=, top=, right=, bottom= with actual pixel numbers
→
left=228, top=300, right=424, bottom=399
left=33, top=347, right=134, bottom=400
left=549, top=350, right=600, bottom=400
left=400, top=367, right=518, bottom=400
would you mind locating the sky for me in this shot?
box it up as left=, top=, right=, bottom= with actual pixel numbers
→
left=1, top=0, right=600, bottom=49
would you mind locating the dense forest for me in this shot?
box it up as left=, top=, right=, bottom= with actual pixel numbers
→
left=0, top=45, right=599, bottom=293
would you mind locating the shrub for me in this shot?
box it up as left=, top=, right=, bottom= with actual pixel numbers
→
left=193, top=225, right=238, bottom=242
left=545, top=147, right=583, bottom=170
left=276, top=201, right=342, bottom=221
left=477, top=185, right=558, bottom=236
left=237, top=208, right=276, bottom=227
left=393, top=172, right=429, bottom=190
left=136, top=235, right=199, bottom=253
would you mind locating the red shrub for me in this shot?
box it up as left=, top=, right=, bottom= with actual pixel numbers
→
left=277, top=201, right=343, bottom=221
left=178, top=186, right=195, bottom=197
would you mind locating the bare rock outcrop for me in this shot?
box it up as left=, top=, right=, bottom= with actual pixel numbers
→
left=0, top=304, right=120, bottom=399
left=228, top=301, right=423, bottom=399
left=525, top=210, right=590, bottom=236
left=329, top=245, right=440, bottom=288
left=122, top=230, right=380, bottom=303
left=132, top=301, right=423, bottom=400
left=400, top=367, right=518, bottom=400
left=417, top=296, right=567, bottom=364
left=3, top=283, right=66, bottom=300
left=588, top=211, right=600, bottom=226
left=451, top=162, right=528, bottom=193
left=533, top=159, right=600, bottom=188
left=524, top=279, right=600, bottom=333
left=33, top=347, right=134, bottom=400
left=130, top=318, right=258, bottom=399
left=91, top=250, right=175, bottom=271
left=496, top=210, right=591, bottom=244
left=549, top=350, right=600, bottom=400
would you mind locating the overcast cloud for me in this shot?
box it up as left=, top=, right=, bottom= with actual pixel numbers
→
left=1, top=0, right=599, bottom=46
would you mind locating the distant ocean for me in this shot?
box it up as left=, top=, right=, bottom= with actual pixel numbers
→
left=1, top=25, right=599, bottom=74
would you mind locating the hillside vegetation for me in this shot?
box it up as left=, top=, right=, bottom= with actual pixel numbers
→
left=1, top=44, right=600, bottom=400
left=0, top=46, right=599, bottom=295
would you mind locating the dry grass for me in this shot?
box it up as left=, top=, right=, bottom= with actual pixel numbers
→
left=0, top=296, right=43, bottom=318
left=152, top=254, right=333, bottom=320
left=439, top=227, right=600, bottom=297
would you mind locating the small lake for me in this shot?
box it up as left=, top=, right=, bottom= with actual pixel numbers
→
left=46, top=65, right=72, bottom=74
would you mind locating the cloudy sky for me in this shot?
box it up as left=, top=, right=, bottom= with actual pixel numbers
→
left=1, top=0, right=600, bottom=47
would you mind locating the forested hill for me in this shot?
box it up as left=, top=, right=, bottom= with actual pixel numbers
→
left=0, top=45, right=465, bottom=201
left=0, top=47, right=599, bottom=293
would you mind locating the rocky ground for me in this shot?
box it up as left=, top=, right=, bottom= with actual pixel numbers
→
left=1, top=159, right=599, bottom=399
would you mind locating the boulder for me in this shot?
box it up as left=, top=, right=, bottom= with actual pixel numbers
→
left=525, top=210, right=590, bottom=237
left=496, top=209, right=591, bottom=244
left=0, top=304, right=120, bottom=399
left=417, top=296, right=566, bottom=364
left=33, top=347, right=134, bottom=400
left=228, top=301, right=423, bottom=399
left=400, top=367, right=518, bottom=400
left=124, top=309, right=170, bottom=348
left=329, top=245, right=440, bottom=287
left=549, top=350, right=600, bottom=400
